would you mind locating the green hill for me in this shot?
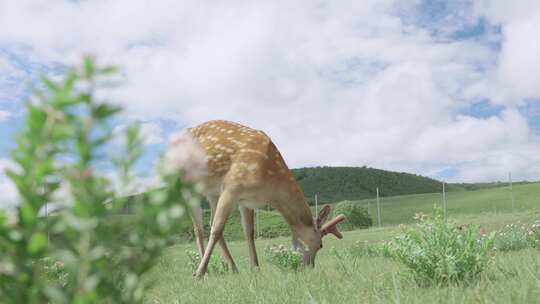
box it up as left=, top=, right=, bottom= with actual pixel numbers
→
left=291, top=166, right=534, bottom=205
left=291, top=166, right=445, bottom=204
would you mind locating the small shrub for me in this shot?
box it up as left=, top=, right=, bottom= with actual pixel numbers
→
left=494, top=223, right=529, bottom=252
left=527, top=220, right=540, bottom=249
left=185, top=250, right=228, bottom=275
left=264, top=244, right=303, bottom=271
left=383, top=210, right=495, bottom=286
left=333, top=201, right=372, bottom=230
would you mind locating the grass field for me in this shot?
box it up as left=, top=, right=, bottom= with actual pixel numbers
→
left=341, top=182, right=540, bottom=226
left=143, top=184, right=540, bottom=303
left=190, top=183, right=540, bottom=241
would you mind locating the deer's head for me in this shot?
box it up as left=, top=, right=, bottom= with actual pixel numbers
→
left=292, top=205, right=346, bottom=267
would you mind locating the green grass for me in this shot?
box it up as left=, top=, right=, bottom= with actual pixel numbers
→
left=180, top=183, right=540, bottom=242
left=343, top=182, right=540, bottom=227
left=144, top=209, right=540, bottom=303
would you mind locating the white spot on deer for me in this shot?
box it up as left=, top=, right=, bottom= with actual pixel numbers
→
left=227, top=130, right=233, bottom=134
left=240, top=148, right=269, bottom=159
left=247, top=163, right=259, bottom=171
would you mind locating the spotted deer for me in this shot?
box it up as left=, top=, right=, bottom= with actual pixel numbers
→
left=166, top=120, right=346, bottom=278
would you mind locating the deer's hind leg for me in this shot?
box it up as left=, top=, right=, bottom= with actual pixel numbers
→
left=240, top=206, right=259, bottom=269
left=190, top=203, right=205, bottom=257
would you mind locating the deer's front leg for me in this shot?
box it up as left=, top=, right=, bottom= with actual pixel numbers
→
left=194, top=190, right=236, bottom=279
left=240, top=207, right=259, bottom=269
left=208, top=196, right=238, bottom=273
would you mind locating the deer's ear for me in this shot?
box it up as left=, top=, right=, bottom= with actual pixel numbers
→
left=317, top=205, right=331, bottom=228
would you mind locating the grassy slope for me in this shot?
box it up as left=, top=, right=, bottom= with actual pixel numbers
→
left=341, top=182, right=540, bottom=226
left=145, top=209, right=540, bottom=304
left=188, top=183, right=540, bottom=242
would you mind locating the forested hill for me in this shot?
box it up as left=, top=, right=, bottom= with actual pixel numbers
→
left=291, top=166, right=444, bottom=204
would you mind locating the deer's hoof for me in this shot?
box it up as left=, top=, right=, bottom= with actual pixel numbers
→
left=251, top=266, right=260, bottom=272
left=193, top=271, right=206, bottom=280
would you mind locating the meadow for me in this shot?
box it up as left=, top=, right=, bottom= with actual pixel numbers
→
left=143, top=183, right=540, bottom=304
left=178, top=183, right=540, bottom=242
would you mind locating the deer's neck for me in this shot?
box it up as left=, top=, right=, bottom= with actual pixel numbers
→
left=274, top=184, right=314, bottom=230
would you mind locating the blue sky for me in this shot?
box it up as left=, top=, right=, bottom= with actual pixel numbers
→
left=1, top=0, right=540, bottom=206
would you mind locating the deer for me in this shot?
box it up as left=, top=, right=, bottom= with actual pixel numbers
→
left=166, top=120, right=346, bottom=279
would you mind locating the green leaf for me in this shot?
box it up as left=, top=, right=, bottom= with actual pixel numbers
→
left=0, top=209, right=6, bottom=226
left=41, top=76, right=59, bottom=92
left=99, top=65, right=118, bottom=75
left=83, top=56, right=95, bottom=78
left=92, top=104, right=121, bottom=119
left=74, top=291, right=97, bottom=304
left=27, top=104, right=47, bottom=132
left=63, top=70, right=77, bottom=92
left=20, top=202, right=37, bottom=226
left=6, top=169, right=25, bottom=193
left=126, top=125, right=141, bottom=146
left=27, top=232, right=48, bottom=255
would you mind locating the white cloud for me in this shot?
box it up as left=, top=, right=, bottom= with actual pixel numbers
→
left=0, top=110, right=11, bottom=121
left=473, top=0, right=540, bottom=104
left=113, top=121, right=165, bottom=146
left=0, top=0, right=539, bottom=182
left=139, top=122, right=165, bottom=145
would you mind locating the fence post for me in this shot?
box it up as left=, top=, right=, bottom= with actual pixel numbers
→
left=442, top=182, right=447, bottom=221
left=315, top=193, right=318, bottom=215
left=509, top=172, right=515, bottom=212
left=376, top=187, right=381, bottom=227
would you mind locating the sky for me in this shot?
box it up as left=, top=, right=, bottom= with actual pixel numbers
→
left=1, top=0, right=540, bottom=207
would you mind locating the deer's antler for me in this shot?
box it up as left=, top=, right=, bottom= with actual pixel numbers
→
left=320, top=214, right=346, bottom=239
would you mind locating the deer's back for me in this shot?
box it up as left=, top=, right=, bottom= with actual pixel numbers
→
left=188, top=120, right=300, bottom=202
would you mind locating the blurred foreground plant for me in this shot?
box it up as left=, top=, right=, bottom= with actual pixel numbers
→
left=0, top=56, right=195, bottom=303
